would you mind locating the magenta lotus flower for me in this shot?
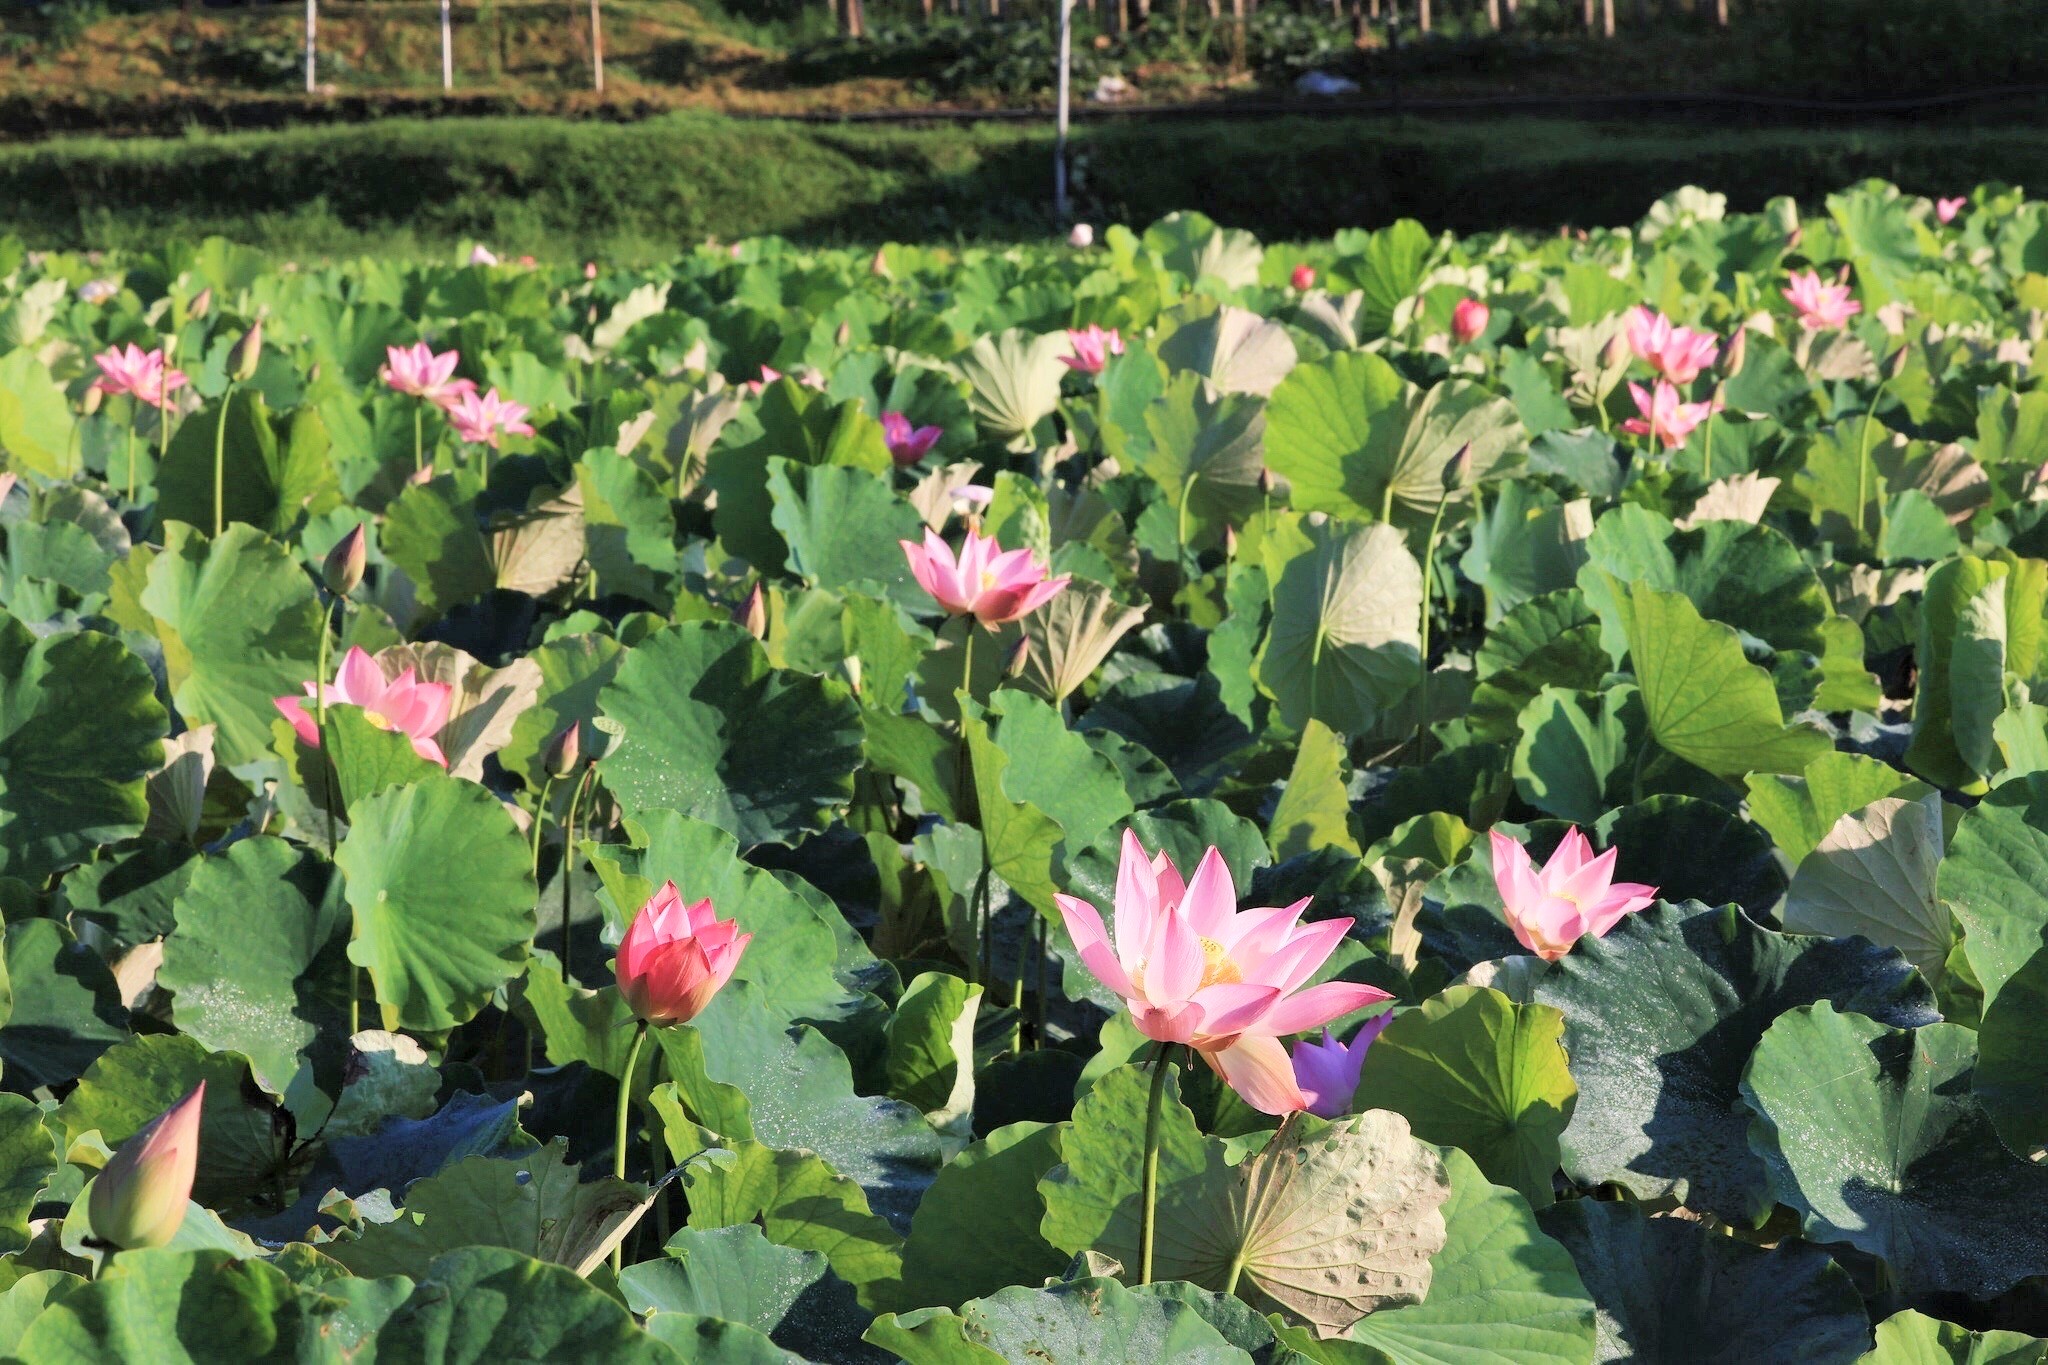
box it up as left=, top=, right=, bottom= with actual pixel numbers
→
left=88, top=1082, right=203, bottom=1250
left=1290, top=264, right=1317, bottom=291
left=381, top=342, right=476, bottom=409
left=1489, top=827, right=1656, bottom=962
left=882, top=412, right=944, bottom=467
left=615, top=881, right=752, bottom=1026
left=92, top=344, right=189, bottom=408
left=1622, top=380, right=1724, bottom=449
left=1782, top=269, right=1863, bottom=330
left=900, top=526, right=1069, bottom=627
left=1062, top=325, right=1125, bottom=374
left=1452, top=297, right=1490, bottom=344
left=1936, top=197, right=1967, bottom=225
left=1623, top=307, right=1720, bottom=385
left=1291, top=1013, right=1394, bottom=1119
left=446, top=387, right=535, bottom=448
left=1057, top=831, right=1394, bottom=1115
left=274, top=646, right=454, bottom=767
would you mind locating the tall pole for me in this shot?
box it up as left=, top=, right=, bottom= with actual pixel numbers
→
left=590, top=0, right=605, bottom=92
left=441, top=0, right=454, bottom=89
left=304, top=0, right=316, bottom=93
left=1054, top=0, right=1072, bottom=224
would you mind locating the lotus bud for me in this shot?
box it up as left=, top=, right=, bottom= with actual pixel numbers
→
left=323, top=524, right=367, bottom=597
left=1451, top=298, right=1490, bottom=345
left=870, top=247, right=890, bottom=278
left=734, top=582, right=767, bottom=640
left=1003, top=636, right=1031, bottom=679
left=1223, top=524, right=1239, bottom=559
left=1785, top=226, right=1802, bottom=253
left=1291, top=264, right=1316, bottom=292
left=81, top=384, right=104, bottom=416
left=189, top=287, right=213, bottom=319
left=88, top=1083, right=204, bottom=1250
left=227, top=318, right=263, bottom=382
left=840, top=654, right=863, bottom=697
left=544, top=722, right=582, bottom=778
left=835, top=320, right=852, bottom=348
left=1720, top=325, right=1748, bottom=379
left=1441, top=441, right=1474, bottom=492
left=616, top=882, right=751, bottom=1026
left=1258, top=467, right=1274, bottom=497
left=1068, top=223, right=1095, bottom=249
left=584, top=262, right=599, bottom=280
left=1884, top=346, right=1909, bottom=381
left=1602, top=331, right=1631, bottom=371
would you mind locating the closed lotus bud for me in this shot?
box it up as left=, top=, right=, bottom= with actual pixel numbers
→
left=1451, top=297, right=1489, bottom=345
left=1004, top=636, right=1031, bottom=679
left=871, top=247, right=890, bottom=278
left=835, top=320, right=852, bottom=347
left=189, top=287, right=213, bottom=319
left=81, top=384, right=104, bottom=416
left=1786, top=226, right=1802, bottom=253
left=227, top=318, right=263, bottom=382
left=89, top=1083, right=204, bottom=1251
left=840, top=654, right=863, bottom=697
left=734, top=582, right=767, bottom=640
left=1258, top=467, right=1274, bottom=497
left=616, top=882, right=751, bottom=1026
left=323, top=524, right=367, bottom=597
left=1291, top=264, right=1316, bottom=292
left=1442, top=442, right=1474, bottom=492
left=1720, top=325, right=1748, bottom=379
left=544, top=722, right=581, bottom=778
left=1602, top=331, right=1631, bottom=371
left=1885, top=346, right=1910, bottom=381
left=1224, top=524, right=1239, bottom=559
left=1068, top=223, right=1095, bottom=249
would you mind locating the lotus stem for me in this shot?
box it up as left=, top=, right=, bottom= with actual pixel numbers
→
left=157, top=389, right=170, bottom=482
left=213, top=382, right=234, bottom=538
left=1416, top=496, right=1451, bottom=763
left=1009, top=917, right=1034, bottom=1053
left=612, top=1020, right=649, bottom=1276
left=414, top=402, right=425, bottom=475
left=560, top=767, right=595, bottom=981
left=124, top=420, right=136, bottom=506
left=528, top=774, right=557, bottom=887
left=1138, top=1043, right=1172, bottom=1285
left=1857, top=378, right=1890, bottom=556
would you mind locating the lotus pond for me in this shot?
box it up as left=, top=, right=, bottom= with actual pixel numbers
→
left=0, top=184, right=2047, bottom=1360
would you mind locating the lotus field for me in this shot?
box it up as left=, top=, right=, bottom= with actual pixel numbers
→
left=2, top=181, right=2048, bottom=1361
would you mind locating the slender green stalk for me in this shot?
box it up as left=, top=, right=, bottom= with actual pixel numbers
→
left=414, top=402, right=425, bottom=475
left=1031, top=917, right=1048, bottom=1050
left=1138, top=1043, right=1173, bottom=1285
left=1379, top=480, right=1395, bottom=526
left=1631, top=734, right=1655, bottom=806
left=648, top=1047, right=670, bottom=1250
left=560, top=768, right=595, bottom=981
left=528, top=774, right=557, bottom=886
left=1699, top=397, right=1718, bottom=483
left=1415, top=496, right=1451, bottom=763
left=213, top=382, right=235, bottom=538
left=1008, top=919, right=1034, bottom=1053
left=959, top=625, right=976, bottom=707
left=612, top=1020, right=649, bottom=1275
left=970, top=861, right=992, bottom=985
left=315, top=605, right=337, bottom=858
left=157, top=388, right=171, bottom=480
left=124, top=418, right=137, bottom=505
left=1857, top=379, right=1892, bottom=555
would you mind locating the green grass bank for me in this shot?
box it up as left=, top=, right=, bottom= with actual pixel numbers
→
left=5, top=112, right=2045, bottom=257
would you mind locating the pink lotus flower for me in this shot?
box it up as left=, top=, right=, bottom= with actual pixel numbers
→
left=1058, top=833, right=1394, bottom=1115
left=1451, top=298, right=1490, bottom=345
left=1782, top=269, right=1863, bottom=330
left=900, top=526, right=1069, bottom=627
left=1622, top=380, right=1724, bottom=449
left=881, top=412, right=943, bottom=467
left=381, top=343, right=476, bottom=409
left=615, top=881, right=751, bottom=1026
left=1489, top=827, right=1656, bottom=962
left=274, top=646, right=454, bottom=766
left=1062, top=325, right=1124, bottom=374
left=1068, top=223, right=1095, bottom=249
left=1291, top=1013, right=1394, bottom=1119
left=1623, top=307, right=1720, bottom=385
left=1936, top=197, right=1967, bottom=225
left=92, top=344, right=189, bottom=408
left=469, top=244, right=499, bottom=266
left=88, top=1083, right=203, bottom=1250
left=743, top=365, right=825, bottom=397
left=1291, top=264, right=1317, bottom=292
left=446, top=387, right=535, bottom=448
left=584, top=261, right=600, bottom=279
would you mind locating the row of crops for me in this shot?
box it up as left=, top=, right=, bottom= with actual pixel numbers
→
left=0, top=182, right=2046, bottom=1359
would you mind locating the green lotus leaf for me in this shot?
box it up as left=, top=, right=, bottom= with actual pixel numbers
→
left=868, top=1275, right=1254, bottom=1365
left=1741, top=1003, right=2048, bottom=1298
left=1783, top=793, right=1951, bottom=983
left=1255, top=518, right=1422, bottom=736
left=1970, top=944, right=2048, bottom=1161
left=883, top=971, right=980, bottom=1128
left=1858, top=1310, right=2047, bottom=1365
left=1745, top=751, right=1932, bottom=869
left=136, top=522, right=323, bottom=767
left=0, top=347, right=77, bottom=479
left=0, top=608, right=163, bottom=883
left=1596, top=795, right=1787, bottom=915
left=156, top=389, right=337, bottom=538
left=336, top=773, right=536, bottom=1033
left=497, top=631, right=625, bottom=788
left=0, top=1093, right=58, bottom=1255
left=596, top=620, right=864, bottom=847
left=1536, top=1199, right=1869, bottom=1365
left=898, top=1122, right=1067, bottom=1312
left=0, top=917, right=130, bottom=1090
left=375, top=1246, right=681, bottom=1364
left=1357, top=986, right=1575, bottom=1207
left=1938, top=771, right=2048, bottom=1010
left=1530, top=903, right=1937, bottom=1221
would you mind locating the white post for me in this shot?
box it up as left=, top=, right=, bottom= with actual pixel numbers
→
left=304, top=0, right=317, bottom=93
left=590, top=0, right=605, bottom=93
left=441, top=0, right=454, bottom=89
left=1054, top=0, right=1072, bottom=223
